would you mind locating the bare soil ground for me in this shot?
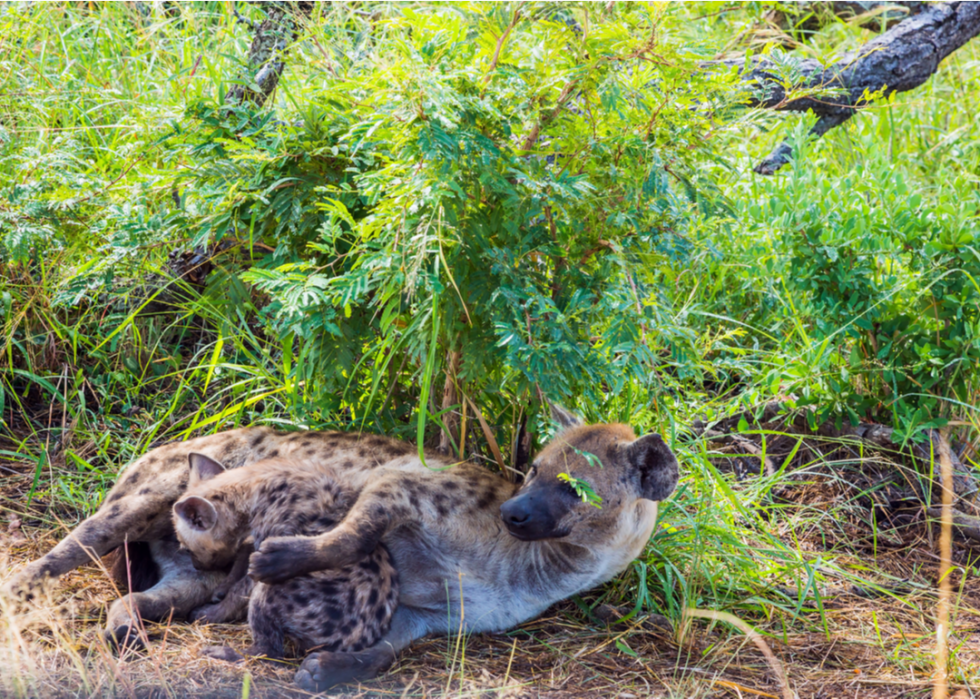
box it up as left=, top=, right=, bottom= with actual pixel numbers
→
left=0, top=432, right=978, bottom=698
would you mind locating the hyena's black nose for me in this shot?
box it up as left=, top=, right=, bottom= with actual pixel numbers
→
left=500, top=490, right=567, bottom=541
left=500, top=499, right=530, bottom=526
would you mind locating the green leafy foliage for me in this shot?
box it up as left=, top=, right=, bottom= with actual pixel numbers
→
left=3, top=0, right=980, bottom=639
left=557, top=472, right=602, bottom=508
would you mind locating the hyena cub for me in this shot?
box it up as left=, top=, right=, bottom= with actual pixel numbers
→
left=173, top=453, right=399, bottom=660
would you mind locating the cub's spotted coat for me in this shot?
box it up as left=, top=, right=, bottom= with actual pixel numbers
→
left=173, top=454, right=398, bottom=660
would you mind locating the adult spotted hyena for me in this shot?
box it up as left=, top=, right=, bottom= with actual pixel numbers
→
left=7, top=406, right=679, bottom=692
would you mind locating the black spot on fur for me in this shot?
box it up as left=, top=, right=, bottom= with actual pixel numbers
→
left=106, top=491, right=123, bottom=503
left=368, top=588, right=379, bottom=606
left=328, top=606, right=342, bottom=621
left=138, top=487, right=151, bottom=496
left=433, top=493, right=450, bottom=517
left=475, top=490, right=496, bottom=510
left=250, top=433, right=266, bottom=448
left=374, top=605, right=387, bottom=622
left=343, top=460, right=353, bottom=469
left=359, top=557, right=380, bottom=574
left=301, top=440, right=312, bottom=447
left=268, top=449, right=279, bottom=458
left=443, top=480, right=459, bottom=491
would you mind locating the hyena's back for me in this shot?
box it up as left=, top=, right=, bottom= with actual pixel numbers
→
left=10, top=426, right=412, bottom=591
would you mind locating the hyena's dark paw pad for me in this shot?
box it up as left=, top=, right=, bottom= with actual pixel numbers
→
left=294, top=651, right=368, bottom=692
left=105, top=625, right=151, bottom=653
left=248, top=537, right=317, bottom=584
left=200, top=645, right=245, bottom=663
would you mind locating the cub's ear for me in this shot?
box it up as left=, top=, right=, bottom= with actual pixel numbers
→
left=548, top=400, right=584, bottom=431
left=188, top=453, right=226, bottom=483
left=626, top=433, right=679, bottom=502
left=173, top=496, right=218, bottom=532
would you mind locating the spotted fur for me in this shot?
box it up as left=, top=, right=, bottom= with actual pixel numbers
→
left=173, top=456, right=398, bottom=659
left=7, top=410, right=679, bottom=693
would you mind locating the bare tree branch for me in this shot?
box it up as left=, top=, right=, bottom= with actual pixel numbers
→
left=225, top=2, right=312, bottom=108
left=717, top=2, right=980, bottom=174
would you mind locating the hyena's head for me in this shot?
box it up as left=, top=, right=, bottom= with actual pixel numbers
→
left=499, top=403, right=679, bottom=542
left=172, top=453, right=243, bottom=571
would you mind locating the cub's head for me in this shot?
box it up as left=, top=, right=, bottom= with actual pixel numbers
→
left=172, top=453, right=242, bottom=571
left=499, top=404, right=679, bottom=542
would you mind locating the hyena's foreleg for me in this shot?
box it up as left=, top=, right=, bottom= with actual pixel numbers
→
left=5, top=495, right=169, bottom=598
left=248, top=481, right=400, bottom=584
left=106, top=540, right=228, bottom=648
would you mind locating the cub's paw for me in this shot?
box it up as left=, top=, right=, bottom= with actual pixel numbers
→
left=248, top=537, right=318, bottom=584
left=200, top=645, right=245, bottom=663
left=189, top=597, right=247, bottom=624
left=295, top=651, right=365, bottom=692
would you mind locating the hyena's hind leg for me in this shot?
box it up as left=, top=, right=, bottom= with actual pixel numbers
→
left=294, top=604, right=433, bottom=692
left=106, top=540, right=227, bottom=650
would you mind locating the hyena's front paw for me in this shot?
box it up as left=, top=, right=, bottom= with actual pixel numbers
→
left=294, top=651, right=365, bottom=692
left=248, top=536, right=319, bottom=584
left=189, top=596, right=247, bottom=624
left=200, top=645, right=245, bottom=663
left=105, top=624, right=153, bottom=653
left=2, top=566, right=48, bottom=606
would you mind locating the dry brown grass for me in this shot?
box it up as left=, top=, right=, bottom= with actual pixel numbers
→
left=2, top=427, right=980, bottom=698
left=1, top=507, right=979, bottom=699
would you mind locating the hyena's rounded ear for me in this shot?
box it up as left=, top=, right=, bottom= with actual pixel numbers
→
left=626, top=433, right=679, bottom=502
left=188, top=453, right=226, bottom=483
left=548, top=400, right=583, bottom=431
left=173, top=496, right=218, bottom=531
